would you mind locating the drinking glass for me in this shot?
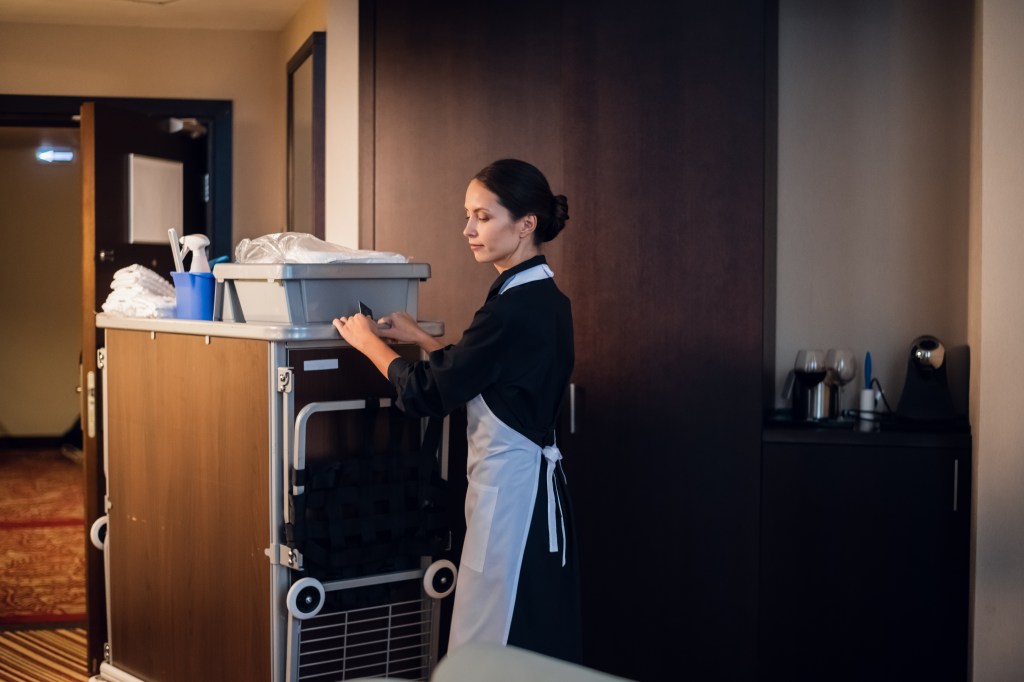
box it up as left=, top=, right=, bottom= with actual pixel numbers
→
left=793, top=349, right=827, bottom=388
left=826, top=348, right=856, bottom=414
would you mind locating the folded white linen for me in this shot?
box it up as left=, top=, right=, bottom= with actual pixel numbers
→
left=111, top=264, right=176, bottom=297
left=103, top=264, right=177, bottom=318
left=101, top=289, right=177, bottom=318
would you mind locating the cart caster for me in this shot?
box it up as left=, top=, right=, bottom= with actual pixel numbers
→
left=90, top=515, right=108, bottom=551
left=286, top=577, right=325, bottom=619
left=423, top=559, right=457, bottom=599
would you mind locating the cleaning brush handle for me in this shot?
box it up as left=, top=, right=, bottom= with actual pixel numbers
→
left=168, top=228, right=185, bottom=273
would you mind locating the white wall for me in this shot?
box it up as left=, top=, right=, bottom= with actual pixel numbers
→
left=972, top=0, right=1024, bottom=678
left=776, top=0, right=972, bottom=413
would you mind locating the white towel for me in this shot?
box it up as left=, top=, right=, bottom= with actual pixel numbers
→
left=111, top=264, right=176, bottom=297
left=102, top=264, right=177, bottom=318
left=101, top=290, right=176, bottom=318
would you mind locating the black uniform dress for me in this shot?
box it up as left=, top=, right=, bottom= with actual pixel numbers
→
left=387, top=255, right=582, bottom=663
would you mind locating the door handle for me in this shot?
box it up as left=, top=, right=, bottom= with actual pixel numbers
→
left=98, top=249, right=115, bottom=263
left=86, top=370, right=96, bottom=439
left=569, top=383, right=577, bottom=435
left=953, top=458, right=959, bottom=512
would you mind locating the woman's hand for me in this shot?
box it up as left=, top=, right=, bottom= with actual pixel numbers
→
left=332, top=313, right=380, bottom=353
left=377, top=311, right=420, bottom=343
left=378, top=311, right=433, bottom=347
left=333, top=313, right=401, bottom=378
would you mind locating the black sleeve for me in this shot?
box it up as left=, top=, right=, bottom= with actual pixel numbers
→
left=387, top=305, right=505, bottom=418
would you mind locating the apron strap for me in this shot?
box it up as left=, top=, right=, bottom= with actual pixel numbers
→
left=542, top=440, right=567, bottom=567
left=500, top=263, right=564, bottom=565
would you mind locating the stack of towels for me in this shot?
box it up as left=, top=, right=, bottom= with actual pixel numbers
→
left=101, top=264, right=177, bottom=318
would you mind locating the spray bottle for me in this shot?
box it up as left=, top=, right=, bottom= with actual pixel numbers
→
left=179, top=234, right=211, bottom=273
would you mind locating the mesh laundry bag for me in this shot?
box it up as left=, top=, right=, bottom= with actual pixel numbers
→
left=288, top=401, right=449, bottom=587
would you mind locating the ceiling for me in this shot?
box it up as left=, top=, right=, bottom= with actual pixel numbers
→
left=0, top=0, right=305, bottom=31
left=0, top=0, right=307, bottom=148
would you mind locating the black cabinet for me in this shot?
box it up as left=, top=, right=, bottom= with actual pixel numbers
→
left=760, top=427, right=970, bottom=682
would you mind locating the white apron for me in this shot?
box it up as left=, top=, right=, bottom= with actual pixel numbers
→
left=448, top=263, right=567, bottom=651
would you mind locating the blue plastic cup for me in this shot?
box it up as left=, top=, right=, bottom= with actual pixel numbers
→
left=170, top=272, right=215, bottom=320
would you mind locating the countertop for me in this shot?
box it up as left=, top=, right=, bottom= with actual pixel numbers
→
left=96, top=313, right=444, bottom=343
left=763, top=410, right=971, bottom=448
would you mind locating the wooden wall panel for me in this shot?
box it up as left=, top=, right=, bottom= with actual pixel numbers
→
left=367, top=0, right=565, bottom=343
left=363, top=1, right=774, bottom=678
left=558, top=2, right=769, bottom=678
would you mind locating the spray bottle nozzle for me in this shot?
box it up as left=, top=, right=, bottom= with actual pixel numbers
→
left=179, top=234, right=211, bottom=273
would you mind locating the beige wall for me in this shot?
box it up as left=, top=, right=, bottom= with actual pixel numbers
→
left=276, top=0, right=360, bottom=248
left=280, top=0, right=326, bottom=66
left=0, top=21, right=286, bottom=244
left=973, top=0, right=1024, bottom=678
left=0, top=144, right=81, bottom=436
left=776, top=0, right=972, bottom=412
left=325, top=0, right=360, bottom=247
left=0, top=19, right=292, bottom=435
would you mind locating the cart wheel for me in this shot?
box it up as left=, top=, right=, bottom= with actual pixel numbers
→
left=423, top=559, right=457, bottom=599
left=89, top=515, right=108, bottom=551
left=287, top=577, right=325, bottom=620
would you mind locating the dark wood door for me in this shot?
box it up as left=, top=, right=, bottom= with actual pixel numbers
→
left=558, top=2, right=770, bottom=678
left=79, top=102, right=209, bottom=673
left=363, top=1, right=773, bottom=678
left=364, top=0, right=566, bottom=345
left=87, top=102, right=208, bottom=311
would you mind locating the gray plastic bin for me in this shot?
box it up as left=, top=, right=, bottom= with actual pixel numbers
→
left=213, top=262, right=431, bottom=324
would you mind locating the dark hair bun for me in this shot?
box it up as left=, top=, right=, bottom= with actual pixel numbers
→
left=474, top=158, right=568, bottom=244
left=539, top=194, right=569, bottom=243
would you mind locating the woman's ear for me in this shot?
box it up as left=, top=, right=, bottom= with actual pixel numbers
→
left=519, top=214, right=537, bottom=238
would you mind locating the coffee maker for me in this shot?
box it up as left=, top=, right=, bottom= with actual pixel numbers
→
left=896, top=335, right=957, bottom=422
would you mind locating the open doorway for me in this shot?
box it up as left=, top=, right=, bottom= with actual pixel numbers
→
left=0, top=92, right=232, bottom=674
left=0, top=126, right=82, bottom=448
left=0, top=126, right=87, bottom=642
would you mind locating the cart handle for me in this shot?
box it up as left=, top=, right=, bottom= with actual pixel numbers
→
left=292, top=398, right=392, bottom=496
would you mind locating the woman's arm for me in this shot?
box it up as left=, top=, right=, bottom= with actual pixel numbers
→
left=340, top=303, right=503, bottom=417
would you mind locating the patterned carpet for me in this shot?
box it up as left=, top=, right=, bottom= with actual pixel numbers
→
left=0, top=627, right=88, bottom=681
left=0, top=448, right=89, bottom=680
left=0, top=448, right=86, bottom=622
left=0, top=448, right=87, bottom=626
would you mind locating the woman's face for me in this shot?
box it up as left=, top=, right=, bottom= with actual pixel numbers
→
left=463, top=179, right=536, bottom=271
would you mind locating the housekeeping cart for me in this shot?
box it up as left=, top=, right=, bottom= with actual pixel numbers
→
left=90, top=264, right=457, bottom=682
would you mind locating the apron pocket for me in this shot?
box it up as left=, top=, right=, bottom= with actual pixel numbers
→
left=462, top=478, right=499, bottom=572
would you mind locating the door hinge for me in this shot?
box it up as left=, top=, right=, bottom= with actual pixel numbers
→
left=203, top=173, right=210, bottom=203
left=266, top=544, right=303, bottom=569
left=167, top=116, right=208, bottom=139
left=97, top=347, right=106, bottom=370
left=277, top=367, right=293, bottom=393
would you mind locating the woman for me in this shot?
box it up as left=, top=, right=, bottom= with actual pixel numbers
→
left=333, top=159, right=581, bottom=663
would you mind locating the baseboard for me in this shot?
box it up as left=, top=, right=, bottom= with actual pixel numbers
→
left=0, top=436, right=64, bottom=450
